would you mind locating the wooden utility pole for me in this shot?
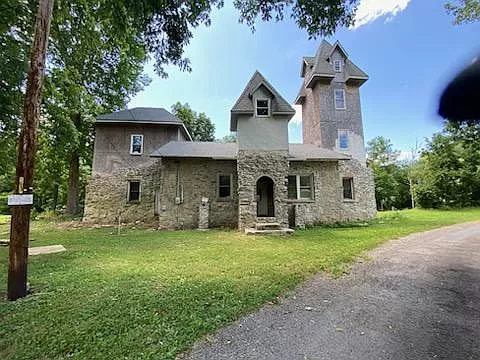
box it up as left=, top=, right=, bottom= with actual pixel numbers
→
left=8, top=0, right=54, bottom=301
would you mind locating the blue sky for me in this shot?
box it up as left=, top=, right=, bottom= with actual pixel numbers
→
left=129, top=0, right=479, bottom=152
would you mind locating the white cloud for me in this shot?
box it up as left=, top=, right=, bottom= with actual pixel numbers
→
left=353, top=0, right=412, bottom=29
left=290, top=104, right=302, bottom=124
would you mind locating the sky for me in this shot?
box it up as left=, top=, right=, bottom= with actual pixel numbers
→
left=128, top=0, right=480, bottom=152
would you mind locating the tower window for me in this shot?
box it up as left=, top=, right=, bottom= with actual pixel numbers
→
left=334, top=60, right=342, bottom=72
left=334, top=89, right=346, bottom=110
left=338, top=130, right=350, bottom=150
left=256, top=99, right=270, bottom=117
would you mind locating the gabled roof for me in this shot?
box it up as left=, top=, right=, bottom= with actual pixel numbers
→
left=151, top=141, right=350, bottom=162
left=230, top=71, right=296, bottom=131
left=327, top=41, right=349, bottom=60
left=297, top=40, right=369, bottom=103
left=96, top=107, right=193, bottom=141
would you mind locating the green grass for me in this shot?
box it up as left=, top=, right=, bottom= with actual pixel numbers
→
left=1, top=208, right=479, bottom=359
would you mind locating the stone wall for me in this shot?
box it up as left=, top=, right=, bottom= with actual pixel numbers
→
left=288, top=159, right=376, bottom=227
left=83, top=161, right=161, bottom=225
left=338, top=158, right=376, bottom=221
left=237, top=150, right=289, bottom=230
left=157, top=159, right=238, bottom=229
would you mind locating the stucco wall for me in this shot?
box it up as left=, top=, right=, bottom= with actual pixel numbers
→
left=237, top=86, right=289, bottom=151
left=92, top=123, right=185, bottom=174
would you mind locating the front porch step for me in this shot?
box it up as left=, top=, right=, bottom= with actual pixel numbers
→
left=255, top=222, right=281, bottom=230
left=245, top=228, right=294, bottom=236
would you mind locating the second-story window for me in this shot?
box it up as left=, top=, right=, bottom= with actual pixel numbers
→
left=130, top=134, right=143, bottom=155
left=256, top=99, right=270, bottom=117
left=338, top=130, right=350, bottom=150
left=334, top=89, right=346, bottom=110
left=334, top=60, right=342, bottom=72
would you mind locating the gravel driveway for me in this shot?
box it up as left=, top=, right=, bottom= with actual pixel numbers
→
left=181, top=222, right=480, bottom=360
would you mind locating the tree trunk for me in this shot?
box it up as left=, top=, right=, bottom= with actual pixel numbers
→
left=53, top=183, right=59, bottom=212
left=409, top=176, right=415, bottom=209
left=66, top=153, right=80, bottom=216
left=8, top=0, right=54, bottom=301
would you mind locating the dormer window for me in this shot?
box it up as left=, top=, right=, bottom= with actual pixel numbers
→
left=334, top=60, right=342, bottom=72
left=130, top=134, right=143, bottom=155
left=256, top=99, right=270, bottom=117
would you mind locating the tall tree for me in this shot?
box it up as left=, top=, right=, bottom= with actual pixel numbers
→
left=445, top=0, right=480, bottom=24
left=44, top=0, right=150, bottom=215
left=171, top=102, right=215, bottom=141
left=412, top=121, right=480, bottom=208
left=367, top=136, right=410, bottom=210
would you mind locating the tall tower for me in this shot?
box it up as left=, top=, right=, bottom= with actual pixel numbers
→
left=296, top=40, right=369, bottom=165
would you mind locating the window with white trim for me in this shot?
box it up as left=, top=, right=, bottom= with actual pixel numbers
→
left=342, top=178, right=354, bottom=200
left=338, top=130, right=350, bottom=150
left=130, top=134, right=143, bottom=155
left=256, top=99, right=270, bottom=117
left=288, top=175, right=313, bottom=200
left=334, top=60, right=342, bottom=72
left=218, top=174, right=232, bottom=198
left=334, top=89, right=346, bottom=110
left=128, top=181, right=140, bottom=202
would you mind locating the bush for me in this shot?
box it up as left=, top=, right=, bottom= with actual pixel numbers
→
left=0, top=193, right=10, bottom=215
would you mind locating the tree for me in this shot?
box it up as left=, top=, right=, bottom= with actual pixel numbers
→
left=171, top=102, right=215, bottom=141
left=43, top=0, right=150, bottom=215
left=367, top=137, right=410, bottom=210
left=0, top=0, right=35, bottom=195
left=445, top=0, right=480, bottom=24
left=412, top=121, right=480, bottom=208
left=217, top=134, right=237, bottom=143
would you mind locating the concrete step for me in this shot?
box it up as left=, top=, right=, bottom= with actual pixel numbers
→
left=245, top=228, right=294, bottom=236
left=255, top=222, right=281, bottom=230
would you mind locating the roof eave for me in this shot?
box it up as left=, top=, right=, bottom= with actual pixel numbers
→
left=96, top=119, right=183, bottom=126
left=306, top=74, right=334, bottom=88
left=345, top=76, right=369, bottom=87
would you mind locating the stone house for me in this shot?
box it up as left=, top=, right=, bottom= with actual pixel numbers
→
left=84, top=40, right=376, bottom=231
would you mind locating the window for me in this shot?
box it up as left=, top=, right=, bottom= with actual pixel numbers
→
left=288, top=175, right=313, bottom=200
left=130, top=134, right=143, bottom=155
left=128, top=181, right=140, bottom=202
left=334, top=89, right=345, bottom=110
left=338, top=130, right=349, bottom=150
left=256, top=99, right=270, bottom=117
left=334, top=60, right=342, bottom=72
left=342, top=178, right=354, bottom=200
left=218, top=174, right=231, bottom=198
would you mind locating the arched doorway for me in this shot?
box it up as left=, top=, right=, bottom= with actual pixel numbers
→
left=257, top=176, right=274, bottom=217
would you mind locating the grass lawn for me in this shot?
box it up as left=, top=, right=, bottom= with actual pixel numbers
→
left=1, top=208, right=479, bottom=359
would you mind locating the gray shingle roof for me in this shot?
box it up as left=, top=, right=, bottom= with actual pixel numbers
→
left=97, top=107, right=183, bottom=125
left=298, top=39, right=369, bottom=95
left=151, top=142, right=238, bottom=159
left=289, top=144, right=351, bottom=161
left=151, top=141, right=350, bottom=161
left=231, top=71, right=295, bottom=131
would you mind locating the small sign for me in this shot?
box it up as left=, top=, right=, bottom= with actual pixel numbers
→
left=8, top=194, right=34, bottom=206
